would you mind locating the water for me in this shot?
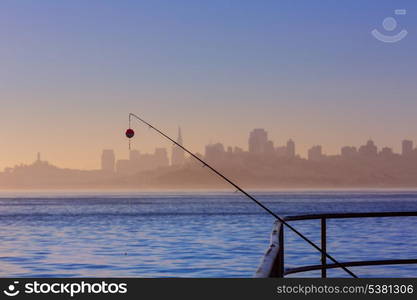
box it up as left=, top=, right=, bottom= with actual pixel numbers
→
left=0, top=190, right=416, bottom=277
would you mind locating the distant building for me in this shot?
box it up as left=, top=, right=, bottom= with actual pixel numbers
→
left=358, top=140, right=377, bottom=157
left=265, top=140, right=275, bottom=154
left=286, top=139, right=295, bottom=157
left=101, top=149, right=115, bottom=172
left=32, top=152, right=50, bottom=168
left=234, top=146, right=244, bottom=154
left=380, top=147, right=394, bottom=158
left=137, top=154, right=154, bottom=171
left=205, top=143, right=225, bottom=162
left=248, top=129, right=268, bottom=154
left=341, top=146, right=357, bottom=158
left=171, top=127, right=185, bottom=166
left=402, top=140, right=413, bottom=156
left=128, top=150, right=141, bottom=173
left=116, top=159, right=130, bottom=174
left=154, top=148, right=169, bottom=168
left=119, top=148, right=170, bottom=173
left=308, top=145, right=322, bottom=161
left=129, top=150, right=140, bottom=162
left=276, top=146, right=287, bottom=157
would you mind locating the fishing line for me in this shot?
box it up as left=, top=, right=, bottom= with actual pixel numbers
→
left=127, top=112, right=358, bottom=278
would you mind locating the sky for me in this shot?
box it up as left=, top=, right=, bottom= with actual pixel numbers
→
left=1, top=0, right=417, bottom=170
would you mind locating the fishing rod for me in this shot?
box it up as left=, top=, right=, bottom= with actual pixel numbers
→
left=127, top=112, right=358, bottom=278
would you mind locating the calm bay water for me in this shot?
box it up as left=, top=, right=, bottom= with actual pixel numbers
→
left=0, top=190, right=416, bottom=277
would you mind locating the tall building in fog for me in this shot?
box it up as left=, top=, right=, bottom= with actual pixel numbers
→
left=358, top=140, right=377, bottom=157
left=205, top=143, right=225, bottom=162
left=341, top=146, right=357, bottom=158
left=115, top=159, right=130, bottom=174
left=402, top=140, right=413, bottom=156
left=154, top=148, right=169, bottom=168
left=101, top=149, right=115, bottom=172
left=276, top=146, right=287, bottom=157
left=129, top=150, right=140, bottom=162
left=380, top=147, right=394, bottom=158
left=265, top=140, right=275, bottom=154
left=308, top=145, right=322, bottom=161
left=171, top=127, right=185, bottom=166
left=129, top=149, right=141, bottom=172
left=33, top=152, right=49, bottom=167
left=286, top=139, right=295, bottom=157
left=248, top=129, right=268, bottom=153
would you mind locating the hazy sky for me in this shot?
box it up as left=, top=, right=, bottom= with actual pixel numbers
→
left=1, top=0, right=417, bottom=170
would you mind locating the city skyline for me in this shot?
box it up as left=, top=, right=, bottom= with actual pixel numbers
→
left=2, top=127, right=417, bottom=173
left=3, top=125, right=417, bottom=188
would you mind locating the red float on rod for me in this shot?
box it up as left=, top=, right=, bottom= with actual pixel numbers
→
left=125, top=128, right=135, bottom=150
left=125, top=128, right=135, bottom=139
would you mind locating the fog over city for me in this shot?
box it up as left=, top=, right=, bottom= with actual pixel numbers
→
left=2, top=127, right=417, bottom=189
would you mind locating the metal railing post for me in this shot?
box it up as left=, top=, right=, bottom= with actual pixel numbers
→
left=321, top=218, right=327, bottom=278
left=277, top=221, right=285, bottom=277
left=257, top=212, right=417, bottom=278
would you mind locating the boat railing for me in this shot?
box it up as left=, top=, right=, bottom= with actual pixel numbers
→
left=255, top=211, right=417, bottom=278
